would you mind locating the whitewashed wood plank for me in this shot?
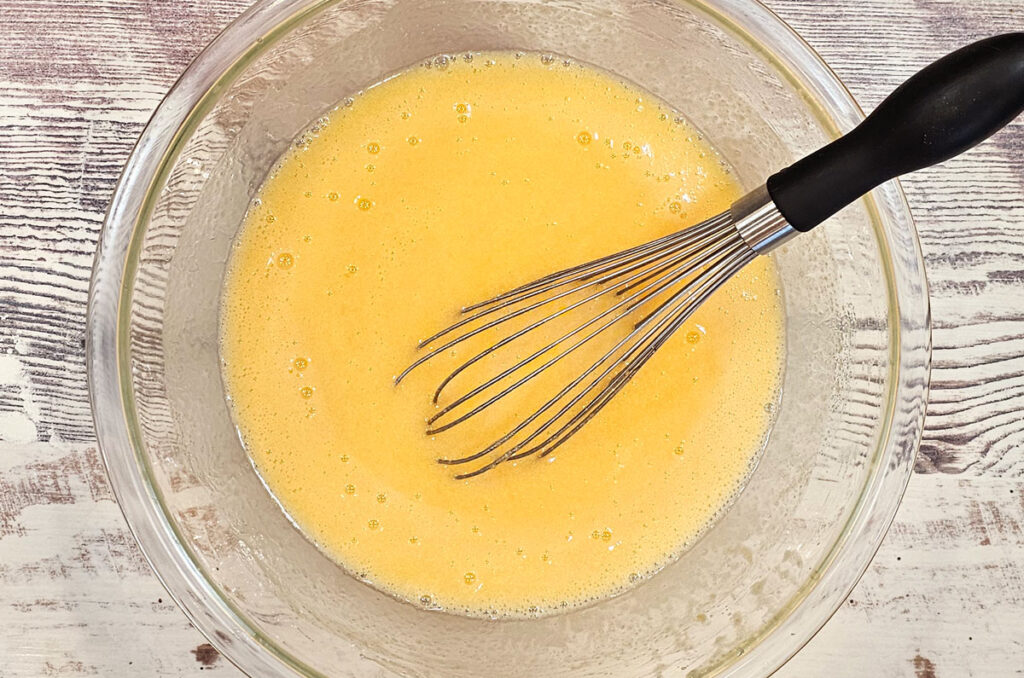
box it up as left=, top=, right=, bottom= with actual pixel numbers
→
left=0, top=443, right=236, bottom=675
left=778, top=475, right=1024, bottom=678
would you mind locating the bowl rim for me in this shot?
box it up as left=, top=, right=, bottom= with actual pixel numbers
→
left=86, top=0, right=932, bottom=676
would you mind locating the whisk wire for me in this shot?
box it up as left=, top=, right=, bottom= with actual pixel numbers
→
left=444, top=242, right=753, bottom=479
left=427, top=220, right=738, bottom=407
left=404, top=213, right=733, bottom=370
left=459, top=215, right=726, bottom=314
left=401, top=213, right=754, bottom=478
left=426, top=254, right=707, bottom=429
left=507, top=244, right=752, bottom=462
left=517, top=245, right=755, bottom=465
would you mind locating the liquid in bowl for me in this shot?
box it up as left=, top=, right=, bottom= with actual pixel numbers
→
left=220, top=52, right=785, bottom=616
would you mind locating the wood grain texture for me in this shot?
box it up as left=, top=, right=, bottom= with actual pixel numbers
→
left=0, top=0, right=1021, bottom=675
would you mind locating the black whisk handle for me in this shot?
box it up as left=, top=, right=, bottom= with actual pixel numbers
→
left=766, top=32, right=1024, bottom=232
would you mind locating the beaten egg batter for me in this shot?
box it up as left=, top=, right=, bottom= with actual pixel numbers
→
left=220, top=53, right=784, bottom=616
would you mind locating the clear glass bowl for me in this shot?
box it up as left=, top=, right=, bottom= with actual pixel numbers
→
left=87, top=0, right=931, bottom=676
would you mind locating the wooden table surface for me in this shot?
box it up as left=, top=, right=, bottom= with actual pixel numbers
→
left=1, top=0, right=1021, bottom=675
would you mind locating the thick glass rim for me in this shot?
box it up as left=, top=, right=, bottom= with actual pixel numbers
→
left=86, top=0, right=931, bottom=676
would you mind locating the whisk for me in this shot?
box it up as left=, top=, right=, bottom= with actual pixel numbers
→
left=396, top=33, right=1024, bottom=479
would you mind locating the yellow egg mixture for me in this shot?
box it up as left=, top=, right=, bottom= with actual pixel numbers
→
left=220, top=53, right=783, bottom=616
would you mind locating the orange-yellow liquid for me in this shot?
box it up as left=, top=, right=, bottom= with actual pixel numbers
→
left=220, top=54, right=783, bottom=616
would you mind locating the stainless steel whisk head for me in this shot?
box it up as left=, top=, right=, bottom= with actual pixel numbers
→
left=394, top=188, right=793, bottom=478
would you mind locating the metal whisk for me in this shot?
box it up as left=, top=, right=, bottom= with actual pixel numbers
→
left=396, top=33, right=1024, bottom=478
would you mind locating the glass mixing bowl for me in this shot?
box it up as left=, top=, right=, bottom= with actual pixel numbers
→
left=87, top=0, right=930, bottom=675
